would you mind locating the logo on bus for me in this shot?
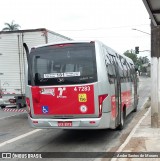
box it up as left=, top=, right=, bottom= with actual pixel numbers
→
left=78, top=94, right=87, bottom=102
left=41, top=88, right=55, bottom=96
left=57, top=87, right=67, bottom=98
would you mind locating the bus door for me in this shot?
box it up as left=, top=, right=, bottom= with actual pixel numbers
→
left=109, top=54, right=122, bottom=127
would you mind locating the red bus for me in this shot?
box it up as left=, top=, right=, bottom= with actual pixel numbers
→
left=24, top=40, right=138, bottom=129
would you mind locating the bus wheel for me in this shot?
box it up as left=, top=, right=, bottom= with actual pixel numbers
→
left=133, top=105, right=137, bottom=112
left=117, top=109, right=125, bottom=130
left=133, top=96, right=139, bottom=112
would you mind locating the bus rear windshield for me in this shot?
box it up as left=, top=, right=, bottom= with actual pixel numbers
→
left=30, top=43, right=97, bottom=86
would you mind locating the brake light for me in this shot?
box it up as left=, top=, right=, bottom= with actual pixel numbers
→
left=98, top=94, right=108, bottom=117
left=32, top=87, right=40, bottom=103
left=50, top=44, right=73, bottom=48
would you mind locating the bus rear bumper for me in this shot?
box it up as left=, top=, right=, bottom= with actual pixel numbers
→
left=28, top=112, right=111, bottom=129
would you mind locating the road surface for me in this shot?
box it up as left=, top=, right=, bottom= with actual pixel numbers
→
left=0, top=76, right=151, bottom=161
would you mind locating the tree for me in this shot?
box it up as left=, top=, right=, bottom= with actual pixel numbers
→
left=124, top=50, right=150, bottom=75
left=123, top=50, right=138, bottom=63
left=137, top=56, right=149, bottom=64
left=137, top=56, right=150, bottom=74
left=2, top=20, right=21, bottom=31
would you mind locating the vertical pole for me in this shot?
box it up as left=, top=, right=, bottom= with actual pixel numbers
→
left=151, top=22, right=160, bottom=128
left=17, top=34, right=23, bottom=96
left=0, top=80, right=1, bottom=96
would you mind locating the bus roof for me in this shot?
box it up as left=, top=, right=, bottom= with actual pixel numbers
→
left=30, top=40, right=134, bottom=65
left=31, top=40, right=95, bottom=49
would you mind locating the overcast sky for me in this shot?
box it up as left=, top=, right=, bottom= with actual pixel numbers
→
left=0, top=0, right=151, bottom=58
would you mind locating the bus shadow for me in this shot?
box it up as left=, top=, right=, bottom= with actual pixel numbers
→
left=47, top=128, right=121, bottom=147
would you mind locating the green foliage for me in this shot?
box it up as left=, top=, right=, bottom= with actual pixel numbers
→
left=2, top=20, right=21, bottom=31
left=123, top=50, right=150, bottom=73
left=137, top=56, right=149, bottom=65
left=124, top=50, right=138, bottom=63
left=137, top=56, right=150, bottom=72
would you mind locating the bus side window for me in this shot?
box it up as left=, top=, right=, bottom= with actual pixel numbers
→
left=130, top=63, right=135, bottom=82
left=121, top=58, right=128, bottom=82
left=119, top=56, right=126, bottom=82
left=116, top=57, right=124, bottom=80
left=103, top=49, right=115, bottom=84
left=107, top=54, right=116, bottom=84
left=126, top=61, right=133, bottom=82
left=123, top=60, right=128, bottom=82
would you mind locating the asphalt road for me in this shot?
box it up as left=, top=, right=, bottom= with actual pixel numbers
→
left=0, top=76, right=151, bottom=161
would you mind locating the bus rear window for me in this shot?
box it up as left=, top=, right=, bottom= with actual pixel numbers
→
left=30, top=43, right=97, bottom=85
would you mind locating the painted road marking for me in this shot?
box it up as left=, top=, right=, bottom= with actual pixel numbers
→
left=0, top=129, right=42, bottom=148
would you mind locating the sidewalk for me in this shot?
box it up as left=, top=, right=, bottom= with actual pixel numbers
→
left=111, top=107, right=160, bottom=161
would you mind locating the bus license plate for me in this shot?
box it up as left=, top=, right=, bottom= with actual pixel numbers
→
left=58, top=121, right=72, bottom=127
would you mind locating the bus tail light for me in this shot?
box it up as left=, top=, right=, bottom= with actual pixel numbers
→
left=98, top=94, right=108, bottom=117
left=26, top=97, right=32, bottom=117
left=50, top=44, right=73, bottom=48
left=32, top=87, right=40, bottom=103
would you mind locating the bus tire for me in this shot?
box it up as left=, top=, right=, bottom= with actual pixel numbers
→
left=133, top=106, right=137, bottom=112
left=117, top=109, right=125, bottom=130
left=133, top=96, right=139, bottom=112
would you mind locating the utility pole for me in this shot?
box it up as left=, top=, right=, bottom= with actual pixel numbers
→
left=151, top=22, right=160, bottom=128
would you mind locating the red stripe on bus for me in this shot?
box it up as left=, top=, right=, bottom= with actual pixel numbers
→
left=111, top=90, right=131, bottom=119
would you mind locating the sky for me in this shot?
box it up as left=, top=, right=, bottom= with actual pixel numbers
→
left=0, top=0, right=151, bottom=58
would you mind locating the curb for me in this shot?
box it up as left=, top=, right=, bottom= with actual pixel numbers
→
left=110, top=107, right=151, bottom=161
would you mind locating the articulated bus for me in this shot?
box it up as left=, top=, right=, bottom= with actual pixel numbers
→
left=24, top=40, right=138, bottom=130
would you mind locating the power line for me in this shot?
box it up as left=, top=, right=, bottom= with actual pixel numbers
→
left=132, top=28, right=150, bottom=35
left=55, top=24, right=150, bottom=32
left=70, top=35, right=151, bottom=39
